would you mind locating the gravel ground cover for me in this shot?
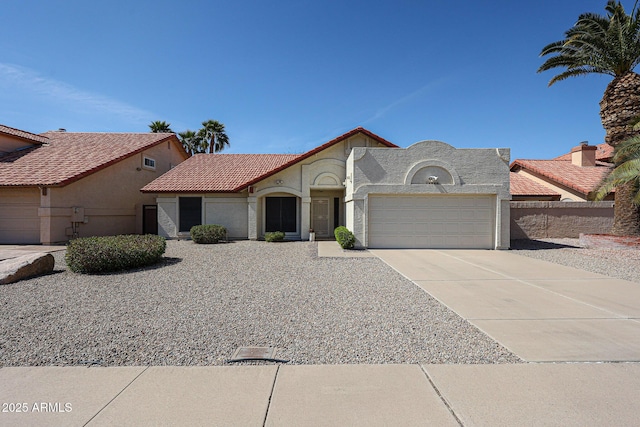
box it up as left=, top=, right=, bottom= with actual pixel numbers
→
left=0, top=240, right=520, bottom=367
left=511, top=238, right=640, bottom=284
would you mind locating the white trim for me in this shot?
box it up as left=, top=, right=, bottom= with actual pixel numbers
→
left=142, top=155, right=156, bottom=170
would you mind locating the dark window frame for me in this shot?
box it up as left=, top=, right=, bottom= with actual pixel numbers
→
left=265, top=197, right=297, bottom=233
left=179, top=197, right=202, bottom=232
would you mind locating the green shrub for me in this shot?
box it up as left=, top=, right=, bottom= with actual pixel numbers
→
left=65, top=234, right=166, bottom=274
left=265, top=231, right=285, bottom=242
left=334, top=226, right=355, bottom=249
left=190, top=224, right=227, bottom=244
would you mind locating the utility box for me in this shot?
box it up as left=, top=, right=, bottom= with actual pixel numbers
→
left=71, top=207, right=85, bottom=222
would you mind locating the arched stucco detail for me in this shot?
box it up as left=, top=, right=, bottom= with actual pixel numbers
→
left=313, top=172, right=341, bottom=186
left=406, top=139, right=456, bottom=151
left=254, top=187, right=303, bottom=198
left=404, top=160, right=460, bottom=185
left=305, top=158, right=346, bottom=189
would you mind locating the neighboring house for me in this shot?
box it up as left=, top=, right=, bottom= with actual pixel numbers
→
left=142, top=127, right=511, bottom=249
left=510, top=143, right=614, bottom=202
left=509, top=173, right=560, bottom=201
left=0, top=125, right=188, bottom=244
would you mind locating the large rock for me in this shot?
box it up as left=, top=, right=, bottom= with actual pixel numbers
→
left=0, top=252, right=55, bottom=285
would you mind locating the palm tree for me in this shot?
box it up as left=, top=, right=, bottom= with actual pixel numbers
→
left=178, top=130, right=199, bottom=156
left=595, top=117, right=640, bottom=204
left=538, top=0, right=640, bottom=235
left=148, top=120, right=173, bottom=133
left=198, top=120, right=230, bottom=154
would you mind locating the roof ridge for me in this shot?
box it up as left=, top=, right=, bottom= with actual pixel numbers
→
left=0, top=124, right=48, bottom=138
left=0, top=124, right=49, bottom=143
left=41, top=131, right=173, bottom=135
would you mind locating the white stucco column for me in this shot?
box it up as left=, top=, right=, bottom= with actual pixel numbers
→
left=157, top=197, right=178, bottom=238
left=348, top=198, right=366, bottom=248
left=496, top=198, right=510, bottom=250
left=301, top=197, right=311, bottom=240
left=248, top=196, right=257, bottom=240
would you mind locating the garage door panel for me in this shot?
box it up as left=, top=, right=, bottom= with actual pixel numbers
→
left=368, top=195, right=494, bottom=249
left=0, top=206, right=40, bottom=244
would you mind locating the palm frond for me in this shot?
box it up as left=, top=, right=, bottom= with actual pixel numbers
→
left=595, top=134, right=640, bottom=204
left=539, top=1, right=640, bottom=83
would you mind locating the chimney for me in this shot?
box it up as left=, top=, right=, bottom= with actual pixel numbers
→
left=571, top=143, right=597, bottom=167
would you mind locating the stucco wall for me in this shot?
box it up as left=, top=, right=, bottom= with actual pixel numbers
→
left=346, top=141, right=511, bottom=249
left=510, top=201, right=614, bottom=239
left=157, top=197, right=178, bottom=238
left=0, top=187, right=40, bottom=244
left=0, top=133, right=38, bottom=153
left=40, top=141, right=186, bottom=243
left=204, top=195, right=248, bottom=238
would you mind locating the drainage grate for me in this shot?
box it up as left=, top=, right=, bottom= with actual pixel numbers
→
left=227, top=347, right=289, bottom=363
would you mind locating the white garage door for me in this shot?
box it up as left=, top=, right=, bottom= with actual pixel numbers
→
left=368, top=195, right=495, bottom=249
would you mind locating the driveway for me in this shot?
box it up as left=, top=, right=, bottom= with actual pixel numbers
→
left=0, top=245, right=65, bottom=261
left=371, top=249, right=640, bottom=362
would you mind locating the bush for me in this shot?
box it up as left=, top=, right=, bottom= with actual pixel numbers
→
left=265, top=231, right=285, bottom=242
left=65, top=234, right=166, bottom=274
left=190, top=224, right=227, bottom=244
left=334, top=226, right=355, bottom=249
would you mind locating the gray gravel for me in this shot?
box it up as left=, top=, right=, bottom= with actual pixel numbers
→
left=511, top=238, right=640, bottom=284
left=0, top=240, right=520, bottom=367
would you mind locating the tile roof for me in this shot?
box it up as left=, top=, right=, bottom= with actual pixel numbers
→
left=509, top=172, right=560, bottom=196
left=141, top=154, right=301, bottom=193
left=0, top=124, right=49, bottom=145
left=510, top=159, right=612, bottom=196
left=0, top=131, right=182, bottom=187
left=142, top=127, right=398, bottom=193
left=554, top=143, right=614, bottom=162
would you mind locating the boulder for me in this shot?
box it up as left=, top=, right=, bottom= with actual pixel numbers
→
left=0, top=252, right=55, bottom=285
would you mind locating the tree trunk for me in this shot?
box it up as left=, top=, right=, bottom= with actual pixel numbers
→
left=599, top=72, right=640, bottom=236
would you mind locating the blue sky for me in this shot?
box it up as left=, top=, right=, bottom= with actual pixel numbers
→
left=0, top=0, right=625, bottom=160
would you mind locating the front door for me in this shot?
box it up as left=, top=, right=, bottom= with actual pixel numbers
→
left=312, top=199, right=330, bottom=237
left=143, top=205, right=158, bottom=234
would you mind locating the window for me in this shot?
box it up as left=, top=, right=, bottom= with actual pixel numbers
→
left=143, top=156, right=156, bottom=170
left=265, top=197, right=297, bottom=232
left=179, top=197, right=202, bottom=232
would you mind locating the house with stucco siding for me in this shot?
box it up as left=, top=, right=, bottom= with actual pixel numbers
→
left=510, top=143, right=614, bottom=201
left=143, top=127, right=511, bottom=249
left=0, top=124, right=188, bottom=244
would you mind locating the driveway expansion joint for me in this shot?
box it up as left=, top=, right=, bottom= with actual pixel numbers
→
left=419, top=364, right=464, bottom=426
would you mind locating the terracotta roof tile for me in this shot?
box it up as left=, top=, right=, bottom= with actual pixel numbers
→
left=510, top=172, right=560, bottom=196
left=0, top=131, right=182, bottom=187
left=0, top=124, right=49, bottom=144
left=510, top=159, right=611, bottom=196
left=141, top=154, right=301, bottom=193
left=142, top=127, right=398, bottom=193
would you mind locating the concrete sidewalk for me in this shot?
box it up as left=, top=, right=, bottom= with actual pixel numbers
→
left=2, top=363, right=639, bottom=426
